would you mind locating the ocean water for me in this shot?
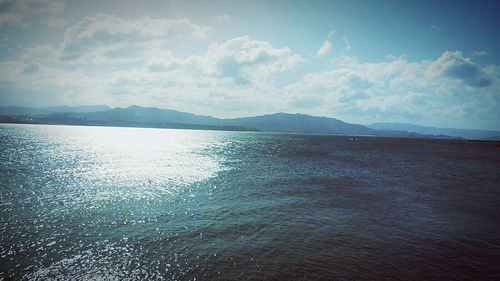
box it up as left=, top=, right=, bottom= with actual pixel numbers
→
left=1, top=124, right=499, bottom=280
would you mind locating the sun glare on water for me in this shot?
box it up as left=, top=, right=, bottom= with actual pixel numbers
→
left=25, top=124, right=226, bottom=201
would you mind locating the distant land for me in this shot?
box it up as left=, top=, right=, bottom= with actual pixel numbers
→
left=368, top=123, right=500, bottom=141
left=0, top=105, right=498, bottom=140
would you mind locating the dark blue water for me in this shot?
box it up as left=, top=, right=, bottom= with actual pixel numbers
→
left=1, top=124, right=499, bottom=280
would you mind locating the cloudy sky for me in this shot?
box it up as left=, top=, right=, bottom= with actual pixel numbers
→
left=0, top=0, right=499, bottom=130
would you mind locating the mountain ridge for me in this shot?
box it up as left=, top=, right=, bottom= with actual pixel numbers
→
left=1, top=105, right=498, bottom=140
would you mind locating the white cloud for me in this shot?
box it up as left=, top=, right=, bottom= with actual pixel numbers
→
left=428, top=50, right=492, bottom=87
left=471, top=50, right=489, bottom=57
left=285, top=51, right=499, bottom=128
left=315, top=40, right=332, bottom=57
left=204, top=35, right=303, bottom=84
left=59, top=14, right=209, bottom=61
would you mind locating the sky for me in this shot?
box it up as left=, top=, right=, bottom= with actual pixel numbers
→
left=0, top=0, right=499, bottom=130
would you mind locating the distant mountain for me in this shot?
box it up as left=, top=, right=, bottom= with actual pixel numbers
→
left=71, top=105, right=220, bottom=125
left=223, top=113, right=376, bottom=135
left=2, top=105, right=496, bottom=139
left=0, top=105, right=377, bottom=136
left=369, top=123, right=500, bottom=140
left=58, top=106, right=377, bottom=135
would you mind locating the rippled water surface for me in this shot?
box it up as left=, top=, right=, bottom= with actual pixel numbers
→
left=1, top=124, right=499, bottom=280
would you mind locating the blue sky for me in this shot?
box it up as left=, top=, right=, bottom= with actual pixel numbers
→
left=0, top=0, right=499, bottom=130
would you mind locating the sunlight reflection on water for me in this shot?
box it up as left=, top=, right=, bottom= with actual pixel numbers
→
left=13, top=124, right=226, bottom=201
left=1, top=124, right=231, bottom=280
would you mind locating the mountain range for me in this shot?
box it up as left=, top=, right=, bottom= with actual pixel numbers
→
left=0, top=105, right=498, bottom=140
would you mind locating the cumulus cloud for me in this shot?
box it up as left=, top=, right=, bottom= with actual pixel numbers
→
left=59, top=14, right=208, bottom=61
left=205, top=36, right=303, bottom=84
left=315, top=40, right=332, bottom=57
left=284, top=68, right=374, bottom=113
left=430, top=51, right=492, bottom=87
left=134, top=36, right=303, bottom=87
left=0, top=0, right=65, bottom=27
left=285, top=51, right=499, bottom=127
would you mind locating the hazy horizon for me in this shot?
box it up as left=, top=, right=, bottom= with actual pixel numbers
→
left=3, top=103, right=500, bottom=133
left=1, top=0, right=499, bottom=131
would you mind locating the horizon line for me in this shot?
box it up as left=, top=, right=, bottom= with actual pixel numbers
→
left=0, top=103, right=498, bottom=132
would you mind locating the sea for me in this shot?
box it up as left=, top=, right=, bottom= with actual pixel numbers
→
left=1, top=123, right=499, bottom=280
